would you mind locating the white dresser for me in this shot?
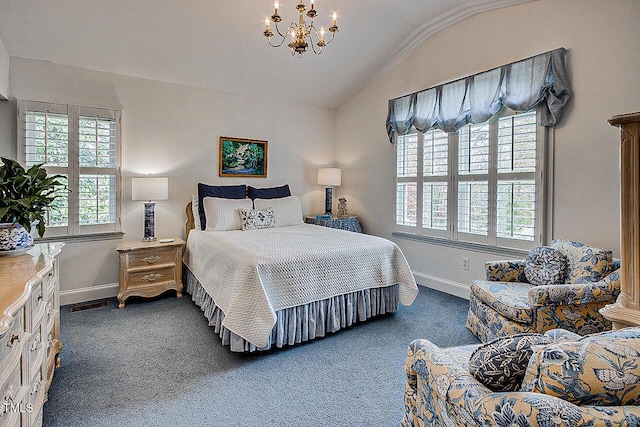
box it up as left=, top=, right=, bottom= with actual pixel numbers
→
left=0, top=243, right=64, bottom=427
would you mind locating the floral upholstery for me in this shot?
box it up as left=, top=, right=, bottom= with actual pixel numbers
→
left=467, top=240, right=621, bottom=342
left=470, top=281, right=534, bottom=323
left=550, top=239, right=613, bottom=283
left=522, top=327, right=640, bottom=406
left=402, top=328, right=640, bottom=427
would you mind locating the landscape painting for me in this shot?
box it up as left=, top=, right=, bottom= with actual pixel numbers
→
left=219, top=137, right=267, bottom=178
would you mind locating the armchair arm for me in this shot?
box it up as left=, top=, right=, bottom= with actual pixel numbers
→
left=403, top=339, right=490, bottom=426
left=473, top=392, right=640, bottom=426
left=528, top=270, right=620, bottom=307
left=485, top=260, right=527, bottom=282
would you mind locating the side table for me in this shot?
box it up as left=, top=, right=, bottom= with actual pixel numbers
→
left=304, top=215, right=363, bottom=233
left=115, top=237, right=185, bottom=308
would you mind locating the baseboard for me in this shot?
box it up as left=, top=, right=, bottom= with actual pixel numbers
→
left=60, top=282, right=119, bottom=306
left=413, top=272, right=470, bottom=300
left=59, top=275, right=466, bottom=307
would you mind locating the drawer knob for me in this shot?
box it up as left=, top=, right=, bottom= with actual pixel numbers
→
left=31, top=336, right=42, bottom=352
left=143, top=256, right=161, bottom=264
left=7, top=334, right=19, bottom=348
left=142, top=273, right=162, bottom=282
left=30, top=372, right=42, bottom=395
left=2, top=384, right=15, bottom=404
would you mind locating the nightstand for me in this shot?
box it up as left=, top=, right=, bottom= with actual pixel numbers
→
left=304, top=215, right=363, bottom=233
left=115, top=238, right=185, bottom=308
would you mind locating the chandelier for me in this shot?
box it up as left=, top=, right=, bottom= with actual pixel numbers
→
left=263, top=1, right=339, bottom=57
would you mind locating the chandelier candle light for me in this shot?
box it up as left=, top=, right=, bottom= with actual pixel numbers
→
left=263, top=0, right=339, bottom=57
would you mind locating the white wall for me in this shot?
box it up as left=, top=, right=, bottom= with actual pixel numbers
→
left=335, top=0, right=640, bottom=298
left=4, top=58, right=336, bottom=302
left=0, top=36, right=8, bottom=100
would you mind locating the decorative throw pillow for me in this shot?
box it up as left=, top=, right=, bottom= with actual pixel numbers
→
left=468, top=333, right=552, bottom=392
left=550, top=239, right=613, bottom=283
left=524, top=246, right=568, bottom=286
left=238, top=208, right=277, bottom=231
left=522, top=327, right=640, bottom=406
left=197, top=183, right=247, bottom=230
left=203, top=197, right=253, bottom=231
left=247, top=184, right=291, bottom=200
left=254, top=195, right=303, bottom=227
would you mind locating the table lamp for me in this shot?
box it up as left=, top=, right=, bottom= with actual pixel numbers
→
left=132, top=177, right=168, bottom=241
left=317, top=168, right=341, bottom=216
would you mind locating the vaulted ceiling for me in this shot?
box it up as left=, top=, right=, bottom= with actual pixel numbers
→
left=0, top=0, right=534, bottom=108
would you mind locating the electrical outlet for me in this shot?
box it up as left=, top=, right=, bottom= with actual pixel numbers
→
left=462, top=257, right=470, bottom=271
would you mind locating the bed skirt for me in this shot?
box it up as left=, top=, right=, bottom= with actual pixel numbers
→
left=184, top=268, right=400, bottom=352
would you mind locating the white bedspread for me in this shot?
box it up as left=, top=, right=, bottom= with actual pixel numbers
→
left=183, top=224, right=418, bottom=347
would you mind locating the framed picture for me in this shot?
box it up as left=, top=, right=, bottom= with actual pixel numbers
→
left=219, top=137, right=268, bottom=178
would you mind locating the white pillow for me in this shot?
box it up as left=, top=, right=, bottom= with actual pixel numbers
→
left=203, top=197, right=253, bottom=231
left=254, top=195, right=303, bottom=227
left=191, top=194, right=202, bottom=231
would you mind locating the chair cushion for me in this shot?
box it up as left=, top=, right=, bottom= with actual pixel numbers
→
left=470, top=280, right=534, bottom=324
left=522, top=327, right=640, bottom=406
left=469, top=333, right=552, bottom=391
left=550, top=239, right=613, bottom=284
left=524, top=246, right=568, bottom=286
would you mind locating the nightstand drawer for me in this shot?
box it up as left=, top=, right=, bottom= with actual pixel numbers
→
left=127, top=266, right=176, bottom=288
left=127, top=248, right=175, bottom=269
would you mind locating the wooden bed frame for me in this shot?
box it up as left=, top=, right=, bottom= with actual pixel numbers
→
left=185, top=201, right=195, bottom=240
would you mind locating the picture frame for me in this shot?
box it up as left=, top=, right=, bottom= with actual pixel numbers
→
left=219, top=136, right=268, bottom=178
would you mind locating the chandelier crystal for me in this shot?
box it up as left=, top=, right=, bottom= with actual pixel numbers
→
left=263, top=1, right=339, bottom=57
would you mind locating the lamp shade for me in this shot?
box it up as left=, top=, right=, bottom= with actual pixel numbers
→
left=132, top=177, right=168, bottom=201
left=317, top=168, right=341, bottom=186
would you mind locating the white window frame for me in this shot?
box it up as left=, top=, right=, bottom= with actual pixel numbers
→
left=17, top=100, right=122, bottom=238
left=394, top=110, right=548, bottom=251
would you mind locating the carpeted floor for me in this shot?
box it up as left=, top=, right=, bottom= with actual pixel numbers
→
left=43, top=286, right=478, bottom=427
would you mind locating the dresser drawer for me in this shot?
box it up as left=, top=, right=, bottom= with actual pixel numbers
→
left=127, top=266, right=176, bottom=288
left=30, top=280, right=45, bottom=319
left=127, top=248, right=175, bottom=269
left=28, top=322, right=46, bottom=378
left=0, top=311, right=24, bottom=367
left=27, top=369, right=45, bottom=426
left=0, top=356, right=23, bottom=423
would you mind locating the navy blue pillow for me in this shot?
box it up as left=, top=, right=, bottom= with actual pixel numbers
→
left=197, top=183, right=247, bottom=230
left=247, top=184, right=291, bottom=200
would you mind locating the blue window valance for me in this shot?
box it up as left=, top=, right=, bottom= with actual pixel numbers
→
left=386, top=48, right=571, bottom=143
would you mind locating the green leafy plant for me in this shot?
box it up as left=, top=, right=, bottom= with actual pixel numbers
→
left=0, top=157, right=66, bottom=237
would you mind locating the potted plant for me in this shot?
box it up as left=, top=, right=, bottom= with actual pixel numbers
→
left=0, top=157, right=66, bottom=252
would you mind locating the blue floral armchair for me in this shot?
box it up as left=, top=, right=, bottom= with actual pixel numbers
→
left=466, top=240, right=620, bottom=342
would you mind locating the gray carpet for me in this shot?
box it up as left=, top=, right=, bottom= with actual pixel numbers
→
left=43, top=286, right=478, bottom=427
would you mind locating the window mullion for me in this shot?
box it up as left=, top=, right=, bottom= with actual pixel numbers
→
left=416, top=132, right=424, bottom=234
left=487, top=120, right=498, bottom=246
left=68, top=107, right=80, bottom=235
left=450, top=131, right=457, bottom=241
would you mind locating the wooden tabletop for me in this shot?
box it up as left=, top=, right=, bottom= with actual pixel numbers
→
left=0, top=242, right=64, bottom=334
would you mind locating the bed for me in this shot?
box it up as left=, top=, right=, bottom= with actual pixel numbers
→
left=182, top=191, right=418, bottom=352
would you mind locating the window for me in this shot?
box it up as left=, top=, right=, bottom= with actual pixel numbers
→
left=18, top=101, right=122, bottom=237
left=395, top=110, right=546, bottom=250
